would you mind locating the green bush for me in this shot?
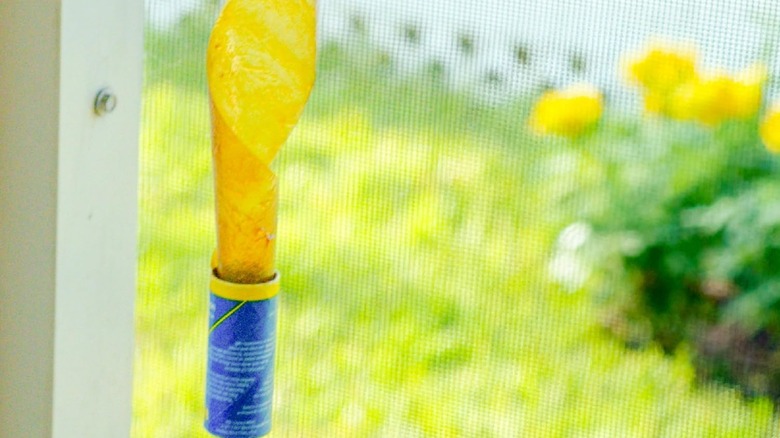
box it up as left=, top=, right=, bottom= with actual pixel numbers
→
left=575, top=115, right=780, bottom=399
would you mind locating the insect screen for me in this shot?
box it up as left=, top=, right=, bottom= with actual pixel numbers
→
left=136, top=0, right=780, bottom=436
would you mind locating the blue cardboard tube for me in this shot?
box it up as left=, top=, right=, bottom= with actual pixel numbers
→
left=205, top=271, right=280, bottom=438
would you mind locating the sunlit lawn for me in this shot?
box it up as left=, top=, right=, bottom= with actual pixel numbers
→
left=133, top=40, right=779, bottom=437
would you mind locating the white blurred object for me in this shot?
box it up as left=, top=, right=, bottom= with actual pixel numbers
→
left=557, top=222, right=593, bottom=251
left=548, top=222, right=593, bottom=291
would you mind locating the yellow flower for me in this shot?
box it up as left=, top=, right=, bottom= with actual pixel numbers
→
left=642, top=88, right=696, bottom=120
left=664, top=84, right=698, bottom=121
left=625, top=42, right=698, bottom=95
left=529, top=83, right=603, bottom=138
left=760, top=102, right=780, bottom=153
left=679, top=64, right=766, bottom=126
left=625, top=39, right=766, bottom=126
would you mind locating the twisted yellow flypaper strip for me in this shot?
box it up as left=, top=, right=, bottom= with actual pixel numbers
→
left=208, top=0, right=316, bottom=284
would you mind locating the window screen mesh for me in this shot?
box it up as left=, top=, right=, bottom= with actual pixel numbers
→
left=136, top=0, right=780, bottom=436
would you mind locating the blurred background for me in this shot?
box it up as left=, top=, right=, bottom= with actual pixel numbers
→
left=136, top=0, right=780, bottom=436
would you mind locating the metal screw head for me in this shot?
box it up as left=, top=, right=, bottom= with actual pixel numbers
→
left=94, top=88, right=117, bottom=115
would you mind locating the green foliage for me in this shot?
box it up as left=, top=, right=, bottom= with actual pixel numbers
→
left=136, top=18, right=778, bottom=438
left=575, top=115, right=780, bottom=399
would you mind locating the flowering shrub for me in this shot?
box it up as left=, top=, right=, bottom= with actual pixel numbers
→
left=538, top=40, right=780, bottom=399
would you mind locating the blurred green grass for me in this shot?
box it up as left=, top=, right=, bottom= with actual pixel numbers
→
left=134, top=28, right=779, bottom=437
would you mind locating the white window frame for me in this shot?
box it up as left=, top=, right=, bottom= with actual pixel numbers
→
left=0, top=1, right=142, bottom=436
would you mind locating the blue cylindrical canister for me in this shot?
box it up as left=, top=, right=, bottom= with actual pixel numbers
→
left=205, top=271, right=280, bottom=438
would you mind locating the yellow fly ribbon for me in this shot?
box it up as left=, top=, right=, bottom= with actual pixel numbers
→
left=207, top=0, right=316, bottom=284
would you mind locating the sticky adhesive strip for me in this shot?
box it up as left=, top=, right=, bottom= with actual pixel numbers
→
left=205, top=270, right=280, bottom=438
